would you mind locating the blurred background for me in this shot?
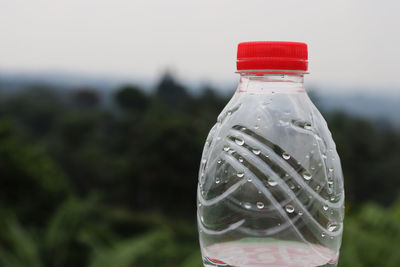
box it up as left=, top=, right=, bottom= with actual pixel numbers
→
left=0, top=0, right=400, bottom=266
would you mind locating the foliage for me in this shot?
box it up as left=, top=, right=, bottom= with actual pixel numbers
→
left=339, top=202, right=400, bottom=267
left=327, top=112, right=400, bottom=206
left=0, top=73, right=399, bottom=266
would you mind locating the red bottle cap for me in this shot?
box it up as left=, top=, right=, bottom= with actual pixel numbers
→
left=237, top=41, right=308, bottom=72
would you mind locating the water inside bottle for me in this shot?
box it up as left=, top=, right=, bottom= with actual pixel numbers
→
left=202, top=238, right=337, bottom=267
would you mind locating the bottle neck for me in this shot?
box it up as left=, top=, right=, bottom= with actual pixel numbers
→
left=237, top=72, right=305, bottom=94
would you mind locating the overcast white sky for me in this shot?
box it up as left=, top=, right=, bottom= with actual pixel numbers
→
left=1, top=0, right=400, bottom=92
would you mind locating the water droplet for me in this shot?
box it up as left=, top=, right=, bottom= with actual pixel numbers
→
left=305, top=155, right=310, bottom=159
left=279, top=119, right=290, bottom=127
left=241, top=127, right=247, bottom=131
left=254, top=125, right=259, bottom=129
left=247, top=176, right=252, bottom=182
left=243, top=202, right=251, bottom=209
left=321, top=232, right=326, bottom=237
left=315, top=185, right=321, bottom=191
left=256, top=202, right=264, bottom=209
left=228, top=149, right=235, bottom=155
left=323, top=205, right=329, bottom=211
left=252, top=148, right=261, bottom=155
left=267, top=177, right=278, bottom=186
left=235, top=136, right=244, bottom=146
left=224, top=170, right=228, bottom=174
left=322, top=154, right=327, bottom=159
left=282, top=152, right=291, bottom=160
left=238, top=157, right=243, bottom=163
left=285, top=204, right=295, bottom=213
left=216, top=136, right=221, bottom=141
left=223, top=145, right=230, bottom=151
left=201, top=158, right=207, bottom=164
left=227, top=111, right=232, bottom=116
left=262, top=101, right=271, bottom=107
left=298, top=211, right=303, bottom=216
left=327, top=177, right=334, bottom=185
left=327, top=222, right=340, bottom=232
left=302, top=171, right=312, bottom=180
left=330, top=195, right=337, bottom=202
left=215, top=177, right=220, bottom=184
left=257, top=116, right=261, bottom=121
left=311, top=166, right=315, bottom=170
left=237, top=171, right=244, bottom=178
left=328, top=168, right=334, bottom=173
left=198, top=203, right=202, bottom=207
left=304, top=122, right=312, bottom=130
left=290, top=184, right=296, bottom=190
left=217, top=159, right=222, bottom=164
left=200, top=216, right=204, bottom=222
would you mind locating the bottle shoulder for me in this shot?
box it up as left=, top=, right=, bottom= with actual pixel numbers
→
left=200, top=91, right=344, bottom=199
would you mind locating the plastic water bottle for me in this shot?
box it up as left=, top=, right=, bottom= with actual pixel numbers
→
left=197, top=41, right=344, bottom=267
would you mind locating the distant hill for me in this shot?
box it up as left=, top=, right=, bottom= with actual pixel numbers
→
left=314, top=92, right=400, bottom=127
left=0, top=71, right=399, bottom=127
left=0, top=71, right=152, bottom=93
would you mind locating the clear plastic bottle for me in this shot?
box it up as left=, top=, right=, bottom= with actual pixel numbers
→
left=197, top=42, right=344, bottom=267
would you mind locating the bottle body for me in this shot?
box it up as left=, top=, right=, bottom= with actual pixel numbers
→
left=197, top=74, right=344, bottom=267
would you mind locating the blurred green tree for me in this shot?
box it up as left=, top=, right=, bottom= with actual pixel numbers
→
left=70, top=88, right=101, bottom=108
left=114, top=85, right=149, bottom=111
left=155, top=72, right=190, bottom=109
left=0, top=119, right=70, bottom=226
